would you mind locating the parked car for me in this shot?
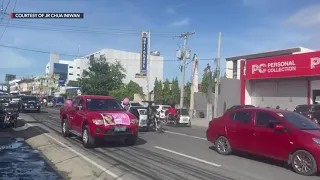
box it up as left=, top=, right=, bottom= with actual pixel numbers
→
left=207, top=107, right=320, bottom=176
left=225, top=105, right=255, bottom=113
left=174, top=108, right=191, bottom=127
left=293, top=104, right=320, bottom=124
left=60, top=95, right=139, bottom=148
left=20, top=96, right=41, bottom=113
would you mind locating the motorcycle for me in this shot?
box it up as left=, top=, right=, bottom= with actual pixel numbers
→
left=0, top=103, right=19, bottom=128
left=148, top=110, right=164, bottom=133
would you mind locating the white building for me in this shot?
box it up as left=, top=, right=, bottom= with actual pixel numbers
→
left=45, top=49, right=164, bottom=94
left=9, top=79, right=21, bottom=93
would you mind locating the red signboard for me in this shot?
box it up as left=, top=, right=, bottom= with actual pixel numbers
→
left=244, top=51, right=320, bottom=79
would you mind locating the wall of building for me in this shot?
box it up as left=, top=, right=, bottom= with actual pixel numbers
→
left=216, top=77, right=241, bottom=116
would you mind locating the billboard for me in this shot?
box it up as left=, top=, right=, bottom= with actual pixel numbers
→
left=5, top=74, right=16, bottom=82
left=140, top=30, right=149, bottom=74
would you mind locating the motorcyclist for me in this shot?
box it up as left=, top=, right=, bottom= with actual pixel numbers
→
left=167, top=104, right=177, bottom=121
left=123, top=98, right=130, bottom=111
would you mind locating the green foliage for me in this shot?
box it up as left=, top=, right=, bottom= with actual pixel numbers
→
left=170, top=77, right=180, bottom=104
left=162, top=79, right=171, bottom=104
left=183, top=82, right=191, bottom=108
left=200, top=70, right=217, bottom=94
left=109, top=80, right=145, bottom=101
left=78, top=56, right=126, bottom=95
left=67, top=80, right=79, bottom=87
left=154, top=78, right=163, bottom=102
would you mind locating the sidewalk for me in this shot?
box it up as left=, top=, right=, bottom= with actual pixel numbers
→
left=191, top=118, right=210, bottom=127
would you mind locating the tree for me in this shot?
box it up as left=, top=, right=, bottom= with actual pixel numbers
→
left=78, top=56, right=126, bottom=95
left=109, top=80, right=144, bottom=101
left=183, top=82, right=191, bottom=108
left=154, top=80, right=163, bottom=102
left=67, top=80, right=79, bottom=87
left=162, top=79, right=171, bottom=104
left=170, top=77, right=180, bottom=105
left=200, top=70, right=217, bottom=95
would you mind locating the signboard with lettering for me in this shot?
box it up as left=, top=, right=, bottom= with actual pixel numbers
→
left=140, top=31, right=149, bottom=74
left=245, top=51, right=320, bottom=79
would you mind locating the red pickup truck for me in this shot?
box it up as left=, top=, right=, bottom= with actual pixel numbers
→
left=60, top=95, right=139, bottom=148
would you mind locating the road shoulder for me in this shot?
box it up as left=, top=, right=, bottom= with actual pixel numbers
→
left=13, top=114, right=117, bottom=180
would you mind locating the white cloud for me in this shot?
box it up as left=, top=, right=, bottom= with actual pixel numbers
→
left=0, top=49, right=33, bottom=68
left=166, top=4, right=185, bottom=14
left=172, top=18, right=189, bottom=26
left=287, top=5, right=320, bottom=28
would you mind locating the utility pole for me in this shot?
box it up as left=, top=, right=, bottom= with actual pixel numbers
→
left=189, top=54, right=198, bottom=118
left=177, top=31, right=195, bottom=108
left=213, top=32, right=222, bottom=118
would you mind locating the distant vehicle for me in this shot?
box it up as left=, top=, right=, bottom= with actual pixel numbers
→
left=175, top=108, right=191, bottom=127
left=207, top=107, right=320, bottom=176
left=20, top=96, right=41, bottom=113
left=53, top=96, right=65, bottom=107
left=0, top=95, right=19, bottom=128
left=128, top=106, right=149, bottom=131
left=293, top=104, right=320, bottom=124
left=60, top=95, right=139, bottom=148
left=225, top=105, right=255, bottom=113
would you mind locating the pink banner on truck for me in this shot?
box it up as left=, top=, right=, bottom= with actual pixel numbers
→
left=102, top=113, right=130, bottom=125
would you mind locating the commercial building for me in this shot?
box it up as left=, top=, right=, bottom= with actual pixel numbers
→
left=223, top=47, right=320, bottom=110
left=46, top=49, right=164, bottom=94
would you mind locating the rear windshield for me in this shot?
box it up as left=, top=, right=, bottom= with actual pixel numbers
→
left=294, top=105, right=312, bottom=112
left=130, top=102, right=142, bottom=106
left=282, top=112, right=320, bottom=130
left=21, top=96, right=37, bottom=101
left=86, top=98, right=124, bottom=111
left=178, top=109, right=189, bottom=115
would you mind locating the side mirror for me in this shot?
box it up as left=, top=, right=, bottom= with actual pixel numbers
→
left=274, top=124, right=285, bottom=132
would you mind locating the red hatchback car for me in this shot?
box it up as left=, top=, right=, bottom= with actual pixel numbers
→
left=206, top=108, right=320, bottom=176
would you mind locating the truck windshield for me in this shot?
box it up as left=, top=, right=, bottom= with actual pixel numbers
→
left=21, top=96, right=37, bottom=101
left=86, top=98, right=124, bottom=111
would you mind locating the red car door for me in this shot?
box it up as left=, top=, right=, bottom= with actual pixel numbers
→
left=253, top=111, right=293, bottom=160
left=226, top=110, right=256, bottom=152
left=69, top=97, right=80, bottom=130
left=74, top=98, right=86, bottom=132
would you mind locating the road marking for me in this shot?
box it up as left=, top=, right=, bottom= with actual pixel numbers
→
left=154, top=146, right=221, bottom=167
left=165, top=131, right=207, bottom=140
left=25, top=123, right=122, bottom=179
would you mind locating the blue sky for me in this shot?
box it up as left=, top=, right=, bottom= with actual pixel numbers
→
left=0, top=0, right=320, bottom=83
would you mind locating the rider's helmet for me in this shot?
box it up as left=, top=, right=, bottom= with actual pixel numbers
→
left=123, top=98, right=129, bottom=105
left=65, top=100, right=72, bottom=107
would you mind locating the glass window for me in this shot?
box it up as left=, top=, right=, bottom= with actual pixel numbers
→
left=86, top=98, right=123, bottom=111
left=69, top=73, right=73, bottom=75
left=230, top=111, right=252, bottom=124
left=232, top=60, right=238, bottom=79
left=69, top=66, right=73, bottom=68
left=77, top=67, right=80, bottom=69
left=282, top=112, right=320, bottom=130
left=21, top=96, right=37, bottom=101
left=77, top=74, right=80, bottom=76
left=72, top=97, right=80, bottom=108
left=130, top=102, right=142, bottom=106
left=255, top=112, right=281, bottom=128
left=294, top=105, right=312, bottom=112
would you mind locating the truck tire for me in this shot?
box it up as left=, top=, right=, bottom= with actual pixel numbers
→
left=61, top=120, right=70, bottom=137
left=82, top=125, right=96, bottom=148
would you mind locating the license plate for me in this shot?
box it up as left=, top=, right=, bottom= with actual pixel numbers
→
left=140, top=120, right=147, bottom=125
left=114, top=126, right=126, bottom=132
left=30, top=106, right=34, bottom=108
left=183, top=118, right=189, bottom=121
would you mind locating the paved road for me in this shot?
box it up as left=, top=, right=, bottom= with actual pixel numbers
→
left=0, top=137, right=62, bottom=180
left=25, top=107, right=320, bottom=180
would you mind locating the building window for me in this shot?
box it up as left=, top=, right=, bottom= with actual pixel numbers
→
left=69, top=66, right=73, bottom=68
left=232, top=60, right=237, bottom=79
left=77, top=67, right=80, bottom=69
left=77, top=74, right=80, bottom=76
left=69, top=73, right=73, bottom=75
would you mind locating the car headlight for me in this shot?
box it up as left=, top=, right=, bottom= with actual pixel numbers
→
left=312, top=138, right=320, bottom=145
left=130, top=119, right=138, bottom=124
left=92, top=119, right=104, bottom=125
left=23, top=103, right=27, bottom=106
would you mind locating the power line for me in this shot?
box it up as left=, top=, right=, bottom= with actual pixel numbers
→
left=0, top=44, right=217, bottom=61
left=0, top=0, right=17, bottom=42
left=0, top=0, right=10, bottom=25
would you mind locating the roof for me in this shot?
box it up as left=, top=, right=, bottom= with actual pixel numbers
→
left=77, top=95, right=114, bottom=99
left=225, top=47, right=313, bottom=61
